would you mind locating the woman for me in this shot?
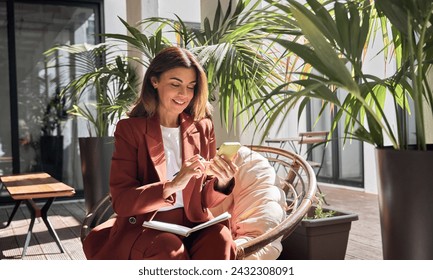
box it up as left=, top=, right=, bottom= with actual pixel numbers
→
left=82, top=46, right=238, bottom=260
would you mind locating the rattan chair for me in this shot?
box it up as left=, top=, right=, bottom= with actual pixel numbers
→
left=80, top=145, right=317, bottom=260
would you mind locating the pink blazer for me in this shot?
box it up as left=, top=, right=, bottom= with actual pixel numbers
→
left=83, top=113, right=230, bottom=259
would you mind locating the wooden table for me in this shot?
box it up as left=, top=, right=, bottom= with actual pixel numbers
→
left=265, top=135, right=328, bottom=155
left=0, top=172, right=75, bottom=258
left=265, top=137, right=302, bottom=153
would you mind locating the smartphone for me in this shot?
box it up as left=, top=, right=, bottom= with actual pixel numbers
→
left=217, top=142, right=242, bottom=161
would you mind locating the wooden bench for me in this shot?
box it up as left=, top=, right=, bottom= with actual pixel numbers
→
left=0, top=172, right=75, bottom=258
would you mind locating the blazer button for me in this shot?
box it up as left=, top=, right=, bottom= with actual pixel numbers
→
left=128, top=217, right=137, bottom=224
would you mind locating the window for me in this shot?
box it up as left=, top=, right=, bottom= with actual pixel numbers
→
left=0, top=0, right=102, bottom=203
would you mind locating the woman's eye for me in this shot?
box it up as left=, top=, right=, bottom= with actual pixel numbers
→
left=171, top=83, right=180, bottom=87
left=187, top=86, right=195, bottom=90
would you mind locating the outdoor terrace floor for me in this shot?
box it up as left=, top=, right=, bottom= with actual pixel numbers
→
left=0, top=184, right=382, bottom=260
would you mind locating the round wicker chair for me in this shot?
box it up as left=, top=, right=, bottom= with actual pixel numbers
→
left=80, top=145, right=317, bottom=260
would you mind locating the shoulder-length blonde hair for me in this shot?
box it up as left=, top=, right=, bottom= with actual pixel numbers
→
left=128, top=46, right=212, bottom=120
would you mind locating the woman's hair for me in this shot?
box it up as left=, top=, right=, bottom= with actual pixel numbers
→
left=128, top=46, right=212, bottom=120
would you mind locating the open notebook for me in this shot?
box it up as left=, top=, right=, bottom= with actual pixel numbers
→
left=142, top=212, right=231, bottom=237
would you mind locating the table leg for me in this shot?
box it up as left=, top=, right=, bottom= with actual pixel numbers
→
left=0, top=200, right=21, bottom=229
left=21, top=198, right=65, bottom=258
left=40, top=198, right=65, bottom=253
left=21, top=202, right=36, bottom=258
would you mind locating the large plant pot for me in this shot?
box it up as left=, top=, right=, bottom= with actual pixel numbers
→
left=376, top=146, right=433, bottom=259
left=79, top=137, right=114, bottom=214
left=278, top=206, right=358, bottom=260
left=40, top=135, right=64, bottom=181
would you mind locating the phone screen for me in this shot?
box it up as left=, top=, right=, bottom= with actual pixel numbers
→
left=217, top=142, right=242, bottom=161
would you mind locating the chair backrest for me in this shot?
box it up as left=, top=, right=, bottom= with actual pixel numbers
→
left=297, top=131, right=329, bottom=169
left=80, top=145, right=317, bottom=260
left=298, top=131, right=328, bottom=147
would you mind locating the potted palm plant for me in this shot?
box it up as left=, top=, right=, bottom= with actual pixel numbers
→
left=44, top=43, right=140, bottom=213
left=252, top=0, right=433, bottom=259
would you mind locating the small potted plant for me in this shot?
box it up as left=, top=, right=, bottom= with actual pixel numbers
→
left=279, top=193, right=358, bottom=260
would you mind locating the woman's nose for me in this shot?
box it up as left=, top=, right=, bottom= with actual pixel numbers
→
left=178, top=86, right=186, bottom=95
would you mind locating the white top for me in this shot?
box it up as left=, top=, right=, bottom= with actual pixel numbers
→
left=158, top=125, right=184, bottom=211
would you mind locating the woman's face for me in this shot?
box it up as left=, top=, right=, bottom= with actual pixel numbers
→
left=151, top=67, right=197, bottom=127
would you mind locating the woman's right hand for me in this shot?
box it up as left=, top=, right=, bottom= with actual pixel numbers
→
left=162, top=154, right=208, bottom=199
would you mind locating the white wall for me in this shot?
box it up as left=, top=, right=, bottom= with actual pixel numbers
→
left=201, top=0, right=231, bottom=23
left=160, top=0, right=201, bottom=22
left=104, top=0, right=127, bottom=34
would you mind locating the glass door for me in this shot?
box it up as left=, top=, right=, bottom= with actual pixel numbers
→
left=14, top=2, right=99, bottom=189
left=308, top=91, right=364, bottom=188
left=0, top=1, right=14, bottom=202
left=0, top=1, right=101, bottom=204
left=0, top=1, right=12, bottom=184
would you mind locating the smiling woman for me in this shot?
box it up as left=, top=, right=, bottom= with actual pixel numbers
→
left=82, top=46, right=239, bottom=260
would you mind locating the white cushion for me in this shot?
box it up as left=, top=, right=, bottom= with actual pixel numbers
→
left=210, top=146, right=287, bottom=260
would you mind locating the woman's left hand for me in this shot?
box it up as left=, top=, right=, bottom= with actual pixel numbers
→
left=206, top=154, right=238, bottom=191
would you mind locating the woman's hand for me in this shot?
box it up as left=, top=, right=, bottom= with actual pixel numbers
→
left=206, top=154, right=238, bottom=191
left=163, top=154, right=207, bottom=199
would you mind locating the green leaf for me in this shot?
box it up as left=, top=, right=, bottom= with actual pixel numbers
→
left=288, top=0, right=359, bottom=93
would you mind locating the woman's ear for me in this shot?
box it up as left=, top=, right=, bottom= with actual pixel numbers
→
left=150, top=76, right=158, bottom=89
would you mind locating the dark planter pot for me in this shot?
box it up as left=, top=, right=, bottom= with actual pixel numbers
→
left=40, top=135, right=64, bottom=181
left=376, top=145, right=433, bottom=260
left=278, top=206, right=358, bottom=260
left=79, top=137, right=114, bottom=214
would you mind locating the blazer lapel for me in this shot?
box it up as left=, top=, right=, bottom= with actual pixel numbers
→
left=145, top=115, right=166, bottom=180
left=179, top=113, right=206, bottom=215
left=180, top=112, right=201, bottom=161
left=144, top=113, right=200, bottom=181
